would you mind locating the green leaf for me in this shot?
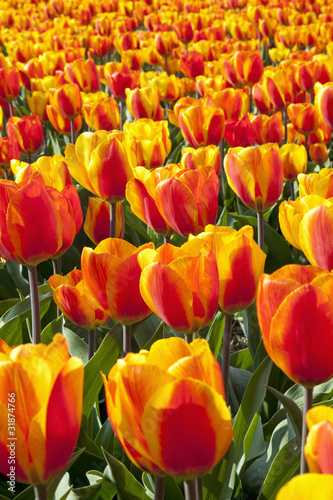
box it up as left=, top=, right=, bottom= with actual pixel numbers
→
left=62, top=327, right=89, bottom=365
left=54, top=473, right=72, bottom=500
left=203, top=441, right=237, bottom=500
left=257, top=437, right=300, bottom=500
left=41, top=316, right=64, bottom=344
left=133, top=314, right=162, bottom=349
left=0, top=298, right=20, bottom=316
left=0, top=268, right=19, bottom=299
left=233, top=356, right=272, bottom=467
left=266, top=386, right=302, bottom=442
left=82, top=332, right=119, bottom=425
left=102, top=449, right=151, bottom=500
left=4, top=261, right=30, bottom=296
left=241, top=302, right=261, bottom=361
left=67, top=470, right=116, bottom=500
left=206, top=311, right=224, bottom=358
left=230, top=348, right=253, bottom=371
left=143, top=320, right=164, bottom=351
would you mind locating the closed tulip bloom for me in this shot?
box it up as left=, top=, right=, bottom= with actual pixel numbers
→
left=280, top=143, right=307, bottom=181
left=172, top=20, right=194, bottom=44
left=234, top=51, right=264, bottom=86
left=49, top=83, right=82, bottom=120
left=188, top=225, right=266, bottom=314
left=11, top=155, right=72, bottom=191
left=210, top=88, right=249, bottom=120
left=314, top=82, right=333, bottom=129
left=276, top=474, right=333, bottom=500
left=139, top=243, right=219, bottom=334
left=224, top=144, right=283, bottom=213
left=46, top=105, right=82, bottom=136
left=64, top=130, right=136, bottom=202
left=250, top=112, right=284, bottom=145
left=155, top=32, right=177, bottom=56
left=65, top=58, right=100, bottom=93
left=26, top=91, right=50, bottom=123
left=264, top=69, right=297, bottom=109
left=166, top=97, right=200, bottom=127
left=125, top=87, right=164, bottom=121
left=6, top=115, right=43, bottom=156
left=123, top=119, right=171, bottom=169
left=295, top=61, right=317, bottom=93
left=0, top=67, right=20, bottom=102
left=0, top=334, right=83, bottom=484
left=224, top=116, right=256, bottom=148
left=83, top=97, right=120, bottom=131
left=179, top=105, right=225, bottom=148
left=82, top=238, right=154, bottom=324
left=0, top=136, right=20, bottom=168
left=257, top=264, right=333, bottom=387
left=180, top=51, right=205, bottom=78
left=298, top=169, right=333, bottom=199
left=106, top=69, right=139, bottom=100
left=287, top=103, right=320, bottom=136
left=181, top=145, right=220, bottom=175
left=305, top=406, right=333, bottom=474
left=49, top=270, right=111, bottom=328
left=126, top=165, right=177, bottom=237
left=253, top=81, right=276, bottom=115
left=102, top=337, right=233, bottom=477
left=84, top=197, right=124, bottom=244
left=154, top=165, right=219, bottom=237
left=309, top=144, right=328, bottom=165
left=148, top=73, right=182, bottom=103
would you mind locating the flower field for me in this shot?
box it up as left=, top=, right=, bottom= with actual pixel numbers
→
left=1, top=0, right=333, bottom=498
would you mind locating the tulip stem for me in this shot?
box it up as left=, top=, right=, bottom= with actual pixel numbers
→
left=34, top=484, right=48, bottom=500
left=4, top=168, right=9, bottom=180
left=222, top=313, right=233, bottom=406
left=9, top=101, right=14, bottom=118
left=184, top=479, right=196, bottom=500
left=164, top=55, right=168, bottom=74
left=123, top=324, right=131, bottom=355
left=43, top=123, right=48, bottom=154
left=164, top=235, right=171, bottom=244
left=52, top=257, right=62, bottom=276
left=249, top=85, right=252, bottom=113
left=284, top=108, right=288, bottom=145
left=89, top=329, right=95, bottom=359
left=119, top=100, right=124, bottom=131
left=28, top=266, right=41, bottom=344
left=257, top=211, right=264, bottom=251
left=70, top=119, right=75, bottom=145
left=186, top=333, right=194, bottom=343
left=220, top=138, right=226, bottom=204
left=154, top=476, right=165, bottom=500
left=110, top=201, right=117, bottom=238
left=301, top=386, right=313, bottom=475
left=289, top=181, right=295, bottom=201
left=195, top=477, right=203, bottom=500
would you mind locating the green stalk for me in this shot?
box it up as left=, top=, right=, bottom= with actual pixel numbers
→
left=123, top=324, right=131, bottom=355
left=300, top=386, right=313, bottom=474
left=89, top=329, right=95, bottom=359
left=219, top=138, right=226, bottom=203
left=119, top=99, right=124, bottom=131
left=70, top=119, right=75, bottom=145
left=184, top=479, right=196, bottom=500
left=154, top=476, right=165, bottom=500
left=28, top=266, right=41, bottom=344
left=195, top=477, right=203, bottom=500
left=257, top=211, right=264, bottom=251
left=110, top=201, right=117, bottom=238
left=34, top=484, right=48, bottom=500
left=289, top=181, right=295, bottom=201
left=222, top=314, right=233, bottom=406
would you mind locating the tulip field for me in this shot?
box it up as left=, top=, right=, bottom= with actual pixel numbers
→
left=2, top=0, right=333, bottom=498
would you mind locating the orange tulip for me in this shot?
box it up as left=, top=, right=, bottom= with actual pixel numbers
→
left=280, top=143, right=307, bottom=181
left=224, top=116, right=256, bottom=148
left=64, top=130, right=135, bottom=202
left=188, top=225, right=266, bottom=314
left=0, top=67, right=20, bottom=102
left=181, top=145, right=220, bottom=176
left=11, top=155, right=72, bottom=191
left=250, top=112, right=284, bottom=145
left=46, top=105, right=82, bottom=136
left=0, top=137, right=20, bottom=169
left=253, top=81, right=276, bottom=115
left=276, top=474, right=333, bottom=499
left=0, top=334, right=83, bottom=485
left=210, top=88, right=249, bottom=120
left=234, top=51, right=264, bottom=87
left=264, top=69, right=297, bottom=110
left=179, top=105, right=225, bottom=148
left=81, top=238, right=153, bottom=324
left=49, top=83, right=82, bottom=120
left=257, top=264, right=333, bottom=387
left=106, top=68, right=139, bottom=100
left=180, top=51, right=205, bottom=78
left=84, top=197, right=124, bottom=244
left=139, top=243, right=219, bottom=334
left=65, top=58, right=100, bottom=93
left=309, top=143, right=328, bottom=165
left=125, top=87, right=164, bottom=121
left=166, top=96, right=200, bottom=127
left=82, top=97, right=120, bottom=131
left=26, top=91, right=50, bottom=123
left=6, top=115, right=43, bottom=156
left=102, top=337, right=232, bottom=477
left=172, top=20, right=194, bottom=45
left=314, top=82, right=333, bottom=129
left=287, top=103, right=320, bottom=136
left=224, top=144, right=284, bottom=212
left=49, top=269, right=111, bottom=329
left=305, top=406, right=333, bottom=474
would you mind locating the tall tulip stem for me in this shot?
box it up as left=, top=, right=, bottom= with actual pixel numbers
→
left=164, top=55, right=168, bottom=74
left=28, top=266, right=41, bottom=344
left=34, top=484, right=47, bottom=500
left=284, top=108, right=288, bottom=145
left=9, top=101, right=14, bottom=118
left=257, top=212, right=264, bottom=251
left=119, top=100, right=124, bottom=131
left=123, top=324, right=131, bottom=355
left=70, top=119, right=75, bottom=145
left=220, top=139, right=226, bottom=203
left=43, top=123, right=47, bottom=154
left=249, top=86, right=252, bottom=113
left=110, top=202, right=117, bottom=238
left=222, top=313, right=233, bottom=405
left=52, top=257, right=62, bottom=276
left=89, top=329, right=95, bottom=359
left=289, top=181, right=295, bottom=201
left=154, top=476, right=165, bottom=500
left=195, top=477, right=203, bottom=500
left=301, top=386, right=313, bottom=475
left=164, top=235, right=171, bottom=244
left=184, top=479, right=197, bottom=500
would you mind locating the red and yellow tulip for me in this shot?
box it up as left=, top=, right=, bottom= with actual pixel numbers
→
left=84, top=197, right=124, bottom=244
left=179, top=105, right=225, bottom=148
left=276, top=474, right=333, bottom=499
left=305, top=406, right=333, bottom=474
left=6, top=115, right=43, bottom=156
left=280, top=143, right=307, bottom=181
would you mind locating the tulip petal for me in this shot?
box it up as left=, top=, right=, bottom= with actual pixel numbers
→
left=300, top=205, right=333, bottom=271
left=147, top=337, right=192, bottom=371
left=276, top=474, right=333, bottom=500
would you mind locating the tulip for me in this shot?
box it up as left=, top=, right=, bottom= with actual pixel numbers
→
left=0, top=334, right=83, bottom=488
left=166, top=97, right=200, bottom=127
left=139, top=243, right=219, bottom=334
left=81, top=238, right=153, bottom=324
left=148, top=73, right=182, bottom=103
left=280, top=143, right=307, bottom=181
left=305, top=406, right=333, bottom=474
left=224, top=143, right=283, bottom=213
left=123, top=119, right=171, bottom=168
left=84, top=197, right=124, bottom=244
left=26, top=91, right=50, bottom=123
left=253, top=81, right=276, bottom=115
left=309, top=144, right=328, bottom=165
left=276, top=474, right=333, bottom=499
left=224, top=116, right=256, bottom=148
left=250, top=112, right=284, bottom=145
left=0, top=136, right=20, bottom=170
left=179, top=105, right=225, bottom=148
left=172, top=20, right=194, bottom=46
left=0, top=67, right=20, bottom=104
left=102, top=337, right=233, bottom=478
left=6, top=115, right=43, bottom=157
left=295, top=61, right=317, bottom=94
left=106, top=68, right=139, bottom=100
left=46, top=105, right=82, bottom=137
left=314, top=82, right=333, bottom=129
left=64, top=130, right=136, bottom=202
left=125, top=87, right=164, bottom=121
left=49, top=270, right=111, bottom=329
left=122, top=50, right=145, bottom=71
left=82, top=97, right=120, bottom=131
left=155, top=32, right=177, bottom=57
left=49, top=83, right=82, bottom=120
left=65, top=58, right=100, bottom=93
left=210, top=88, right=249, bottom=120
left=181, top=145, right=220, bottom=176
left=180, top=51, right=205, bottom=78
left=264, top=69, right=297, bottom=110
left=11, top=155, right=72, bottom=191
left=257, top=264, right=333, bottom=388
left=287, top=103, right=320, bottom=136
left=233, top=51, right=264, bottom=87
